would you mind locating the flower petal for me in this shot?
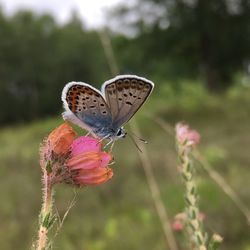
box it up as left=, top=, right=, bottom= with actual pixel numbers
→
left=100, top=152, right=112, bottom=167
left=71, top=136, right=101, bottom=156
left=65, top=135, right=113, bottom=187
left=75, top=167, right=113, bottom=185
left=67, top=152, right=101, bottom=170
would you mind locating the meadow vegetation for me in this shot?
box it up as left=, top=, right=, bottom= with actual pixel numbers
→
left=0, top=82, right=249, bottom=250
left=0, top=1, right=250, bottom=248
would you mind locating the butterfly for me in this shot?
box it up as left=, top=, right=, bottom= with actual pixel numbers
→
left=61, top=75, right=154, bottom=143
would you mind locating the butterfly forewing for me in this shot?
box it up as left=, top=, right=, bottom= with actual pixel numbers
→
left=103, top=76, right=154, bottom=129
left=62, top=82, right=112, bottom=135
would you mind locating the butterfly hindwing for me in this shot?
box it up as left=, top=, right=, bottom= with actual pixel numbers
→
left=102, top=75, right=154, bottom=129
left=62, top=82, right=112, bottom=135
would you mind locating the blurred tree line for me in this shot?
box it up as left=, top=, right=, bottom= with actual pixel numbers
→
left=0, top=0, right=250, bottom=124
left=111, top=0, right=250, bottom=90
left=0, top=8, right=109, bottom=124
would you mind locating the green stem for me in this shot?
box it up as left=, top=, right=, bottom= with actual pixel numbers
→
left=36, top=170, right=54, bottom=250
left=178, top=145, right=207, bottom=250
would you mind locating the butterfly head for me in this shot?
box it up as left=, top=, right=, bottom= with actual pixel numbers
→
left=115, top=127, right=127, bottom=139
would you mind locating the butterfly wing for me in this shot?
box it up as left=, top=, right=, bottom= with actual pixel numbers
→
left=62, top=82, right=113, bottom=137
left=102, top=75, right=154, bottom=129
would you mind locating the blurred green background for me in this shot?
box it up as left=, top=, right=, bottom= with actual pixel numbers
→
left=0, top=0, right=250, bottom=249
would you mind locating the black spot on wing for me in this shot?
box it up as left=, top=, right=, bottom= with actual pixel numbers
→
left=125, top=101, right=133, bottom=106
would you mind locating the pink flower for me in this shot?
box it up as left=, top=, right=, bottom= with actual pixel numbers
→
left=40, top=123, right=113, bottom=187
left=172, top=220, right=184, bottom=232
left=171, top=212, right=206, bottom=232
left=175, top=123, right=200, bottom=146
left=66, top=136, right=113, bottom=186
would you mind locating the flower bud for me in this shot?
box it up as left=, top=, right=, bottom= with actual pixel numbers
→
left=175, top=123, right=200, bottom=146
left=47, top=122, right=77, bottom=155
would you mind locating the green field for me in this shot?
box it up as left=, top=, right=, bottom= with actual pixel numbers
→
left=0, top=83, right=250, bottom=250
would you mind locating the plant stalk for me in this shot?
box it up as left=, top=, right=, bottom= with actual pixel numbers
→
left=36, top=170, right=54, bottom=250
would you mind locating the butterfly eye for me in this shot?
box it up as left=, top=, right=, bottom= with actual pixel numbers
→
left=116, top=128, right=126, bottom=138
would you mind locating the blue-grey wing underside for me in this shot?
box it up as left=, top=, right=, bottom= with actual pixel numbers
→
left=103, top=76, right=154, bottom=130
left=62, top=82, right=113, bottom=137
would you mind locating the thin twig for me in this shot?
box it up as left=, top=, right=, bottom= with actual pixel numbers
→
left=99, top=29, right=179, bottom=250
left=130, top=121, right=179, bottom=250
left=193, top=151, right=250, bottom=225
left=98, top=29, right=119, bottom=76
left=53, top=189, right=78, bottom=240
left=152, top=116, right=175, bottom=137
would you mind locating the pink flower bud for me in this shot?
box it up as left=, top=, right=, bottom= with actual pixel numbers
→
left=175, top=123, right=200, bottom=146
left=172, top=220, right=184, bottom=232
left=40, top=122, right=77, bottom=168
left=47, top=122, right=77, bottom=155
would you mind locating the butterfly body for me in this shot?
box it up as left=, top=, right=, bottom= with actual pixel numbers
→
left=62, top=75, right=154, bottom=141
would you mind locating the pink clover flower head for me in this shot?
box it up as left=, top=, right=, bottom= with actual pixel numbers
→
left=175, top=123, right=200, bottom=146
left=66, top=136, right=113, bottom=186
left=39, top=125, right=114, bottom=187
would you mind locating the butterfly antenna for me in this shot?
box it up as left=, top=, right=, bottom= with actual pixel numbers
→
left=127, top=132, right=143, bottom=153
left=129, top=131, right=148, bottom=144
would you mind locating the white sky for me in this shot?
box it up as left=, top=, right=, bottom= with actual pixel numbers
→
left=0, top=0, right=124, bottom=28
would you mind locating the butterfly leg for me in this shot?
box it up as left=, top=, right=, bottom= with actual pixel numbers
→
left=104, top=138, right=113, bottom=148
left=109, top=140, right=115, bottom=153
left=103, top=139, right=115, bottom=153
left=96, top=134, right=111, bottom=146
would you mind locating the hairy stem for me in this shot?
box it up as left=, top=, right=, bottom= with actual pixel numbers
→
left=177, top=143, right=206, bottom=250
left=36, top=170, right=54, bottom=250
